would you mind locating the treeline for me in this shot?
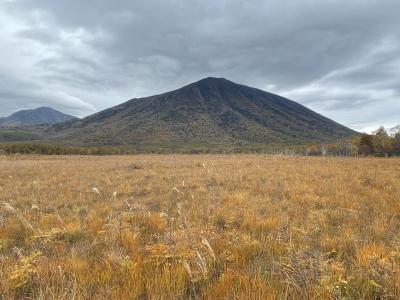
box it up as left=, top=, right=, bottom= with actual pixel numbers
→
left=357, top=127, right=400, bottom=156
left=1, top=127, right=399, bottom=156
left=0, top=143, right=284, bottom=155
left=0, top=144, right=133, bottom=155
left=299, top=127, right=400, bottom=157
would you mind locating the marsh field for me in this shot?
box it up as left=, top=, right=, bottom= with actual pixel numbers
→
left=0, top=155, right=399, bottom=299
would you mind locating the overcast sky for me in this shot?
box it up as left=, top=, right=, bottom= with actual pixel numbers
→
left=0, top=0, right=399, bottom=132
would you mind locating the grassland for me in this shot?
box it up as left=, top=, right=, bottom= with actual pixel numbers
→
left=0, top=155, right=399, bottom=299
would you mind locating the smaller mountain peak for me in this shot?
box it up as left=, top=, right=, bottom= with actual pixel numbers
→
left=32, top=107, right=55, bottom=112
left=0, top=106, right=76, bottom=127
left=13, top=107, right=54, bottom=114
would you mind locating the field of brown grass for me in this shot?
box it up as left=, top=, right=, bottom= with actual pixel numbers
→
left=0, top=155, right=399, bottom=299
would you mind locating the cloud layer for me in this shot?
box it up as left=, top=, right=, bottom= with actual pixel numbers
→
left=1, top=0, right=399, bottom=131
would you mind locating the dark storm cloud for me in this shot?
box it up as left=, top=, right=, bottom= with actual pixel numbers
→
left=0, top=0, right=399, bottom=131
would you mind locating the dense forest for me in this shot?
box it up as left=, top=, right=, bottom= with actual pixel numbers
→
left=0, top=144, right=130, bottom=155
left=296, top=127, right=400, bottom=157
left=357, top=127, right=400, bottom=156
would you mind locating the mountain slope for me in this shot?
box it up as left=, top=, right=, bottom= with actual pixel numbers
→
left=47, top=77, right=356, bottom=146
left=0, top=107, right=76, bottom=127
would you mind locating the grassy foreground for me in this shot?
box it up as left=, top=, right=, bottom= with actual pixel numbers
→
left=0, top=155, right=399, bottom=299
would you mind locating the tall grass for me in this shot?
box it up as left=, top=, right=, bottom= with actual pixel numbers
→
left=0, top=155, right=399, bottom=299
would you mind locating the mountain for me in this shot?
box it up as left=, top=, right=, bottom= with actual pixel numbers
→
left=0, top=107, right=76, bottom=127
left=45, top=77, right=356, bottom=147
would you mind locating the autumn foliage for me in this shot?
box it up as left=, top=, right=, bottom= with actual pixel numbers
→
left=0, top=155, right=399, bottom=299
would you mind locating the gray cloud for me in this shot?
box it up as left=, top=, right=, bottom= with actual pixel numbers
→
left=0, top=0, right=399, bottom=132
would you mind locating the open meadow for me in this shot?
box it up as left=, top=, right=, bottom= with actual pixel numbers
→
left=0, top=155, right=399, bottom=299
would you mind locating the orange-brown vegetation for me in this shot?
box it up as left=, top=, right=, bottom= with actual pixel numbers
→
left=0, top=155, right=399, bottom=299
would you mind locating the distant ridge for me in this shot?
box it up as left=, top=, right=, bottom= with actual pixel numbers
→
left=44, top=77, right=356, bottom=146
left=0, top=107, right=76, bottom=127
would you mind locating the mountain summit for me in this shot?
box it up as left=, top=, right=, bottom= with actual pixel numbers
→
left=0, top=107, right=76, bottom=127
left=47, top=77, right=356, bottom=146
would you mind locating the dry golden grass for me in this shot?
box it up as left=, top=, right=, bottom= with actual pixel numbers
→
left=0, top=155, right=399, bottom=299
